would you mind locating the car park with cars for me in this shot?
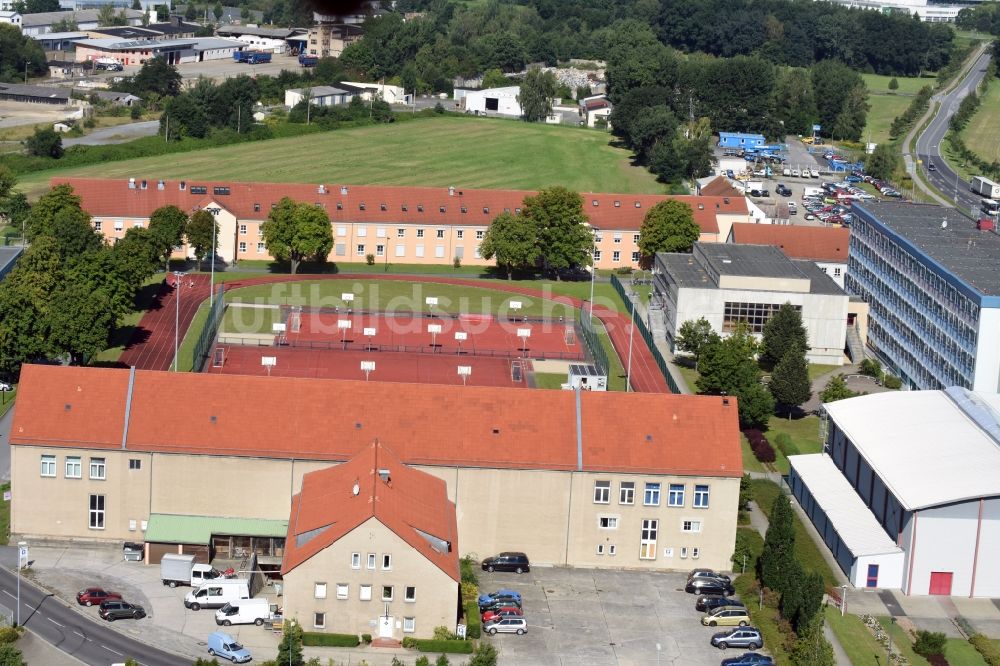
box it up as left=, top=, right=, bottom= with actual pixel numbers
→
left=711, top=627, right=763, bottom=650
left=77, top=588, right=122, bottom=606
left=481, top=552, right=530, bottom=573
left=98, top=600, right=146, bottom=621
left=701, top=606, right=751, bottom=627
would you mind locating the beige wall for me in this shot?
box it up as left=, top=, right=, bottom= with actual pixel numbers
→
left=12, top=448, right=739, bottom=572
left=282, top=517, right=458, bottom=639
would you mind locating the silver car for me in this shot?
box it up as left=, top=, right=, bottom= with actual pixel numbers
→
left=485, top=617, right=527, bottom=635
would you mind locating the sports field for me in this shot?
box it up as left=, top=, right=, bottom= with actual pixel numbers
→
left=962, top=81, right=1000, bottom=163
left=862, top=74, right=932, bottom=144
left=18, top=116, right=663, bottom=198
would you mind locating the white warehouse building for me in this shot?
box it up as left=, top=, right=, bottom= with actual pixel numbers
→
left=789, top=388, right=1000, bottom=597
left=459, top=86, right=523, bottom=117
left=654, top=243, right=849, bottom=365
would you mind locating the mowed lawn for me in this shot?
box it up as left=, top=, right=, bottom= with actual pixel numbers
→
left=18, top=116, right=663, bottom=198
left=963, top=82, right=1000, bottom=164
left=862, top=74, right=933, bottom=144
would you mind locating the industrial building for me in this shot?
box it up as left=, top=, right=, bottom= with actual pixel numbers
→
left=73, top=36, right=244, bottom=66
left=790, top=388, right=1000, bottom=596
left=284, top=86, right=354, bottom=108
left=717, top=133, right=766, bottom=149
left=18, top=7, right=143, bottom=35
left=459, top=86, right=523, bottom=118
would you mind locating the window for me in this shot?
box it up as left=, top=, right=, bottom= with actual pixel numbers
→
left=668, top=484, right=685, bottom=507
left=692, top=547, right=700, bottom=559
left=723, top=302, right=801, bottom=334
left=401, top=205, right=408, bottom=212
left=434, top=245, right=445, bottom=258
left=382, top=554, right=392, bottom=570
left=351, top=552, right=361, bottom=569
left=639, top=519, right=657, bottom=559
left=314, top=583, right=327, bottom=599
left=337, top=226, right=347, bottom=237
left=680, top=546, right=688, bottom=559
left=457, top=230, right=464, bottom=239
left=632, top=252, right=640, bottom=263
left=439, top=206, right=446, bottom=213
left=128, top=458, right=141, bottom=470
left=314, top=612, right=326, bottom=629
left=257, top=242, right=265, bottom=253
left=395, top=245, right=405, bottom=257
left=664, top=547, right=674, bottom=558
left=608, top=544, right=617, bottom=556
left=357, top=226, right=367, bottom=237
left=476, top=230, right=485, bottom=240
left=41, top=455, right=56, bottom=477
left=614, top=200, right=621, bottom=207
left=239, top=224, right=247, bottom=235
left=594, top=480, right=611, bottom=504
left=381, top=585, right=393, bottom=601
left=461, top=206, right=467, bottom=214
left=360, top=584, right=372, bottom=601
left=594, top=250, right=602, bottom=261
left=253, top=203, right=261, bottom=212
left=376, top=244, right=385, bottom=257
left=367, top=553, right=376, bottom=569
left=436, top=229, right=445, bottom=238
left=238, top=242, right=246, bottom=253
left=417, top=205, right=424, bottom=212
left=597, top=544, right=605, bottom=555
left=94, top=221, right=102, bottom=232
left=599, top=516, right=618, bottom=529
left=694, top=485, right=710, bottom=508
left=380, top=203, right=387, bottom=211
left=359, top=203, right=366, bottom=211
left=213, top=186, right=230, bottom=196
left=595, top=233, right=603, bottom=243
left=114, top=221, right=123, bottom=232
left=89, top=457, right=106, bottom=480
left=483, top=207, right=490, bottom=214
left=66, top=456, right=82, bottom=479
left=682, top=520, right=702, bottom=533
left=416, top=229, right=424, bottom=238
left=403, top=617, right=416, bottom=633
left=336, top=584, right=348, bottom=599
left=356, top=244, right=365, bottom=256
left=614, top=233, right=622, bottom=244
left=397, top=228, right=405, bottom=238
left=415, top=244, right=425, bottom=258
left=612, top=251, right=620, bottom=262
left=619, top=482, right=634, bottom=505
left=89, top=494, right=105, bottom=529
left=644, top=483, right=660, bottom=506
left=405, top=586, right=416, bottom=602
left=633, top=234, right=640, bottom=244
left=336, top=202, right=343, bottom=210
left=834, top=267, right=842, bottom=277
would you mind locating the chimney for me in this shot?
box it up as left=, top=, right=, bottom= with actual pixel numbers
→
left=448, top=186, right=455, bottom=197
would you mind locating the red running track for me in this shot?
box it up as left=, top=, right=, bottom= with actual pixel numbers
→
left=207, top=345, right=528, bottom=388
left=123, top=274, right=670, bottom=393
left=118, top=274, right=213, bottom=371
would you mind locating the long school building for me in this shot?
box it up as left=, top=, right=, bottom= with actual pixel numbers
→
left=10, top=365, right=743, bottom=574
left=57, top=177, right=753, bottom=272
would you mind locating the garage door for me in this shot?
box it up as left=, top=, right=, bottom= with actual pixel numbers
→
left=929, top=572, right=953, bottom=595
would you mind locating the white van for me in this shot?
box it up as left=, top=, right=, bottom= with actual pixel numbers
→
left=215, top=599, right=275, bottom=626
left=185, top=579, right=250, bottom=611
left=803, top=186, right=824, bottom=198
left=787, top=202, right=798, bottom=215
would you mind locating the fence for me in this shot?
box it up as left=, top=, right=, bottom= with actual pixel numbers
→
left=610, top=274, right=680, bottom=394
left=190, top=285, right=226, bottom=371
left=223, top=336, right=586, bottom=361
left=578, top=308, right=609, bottom=376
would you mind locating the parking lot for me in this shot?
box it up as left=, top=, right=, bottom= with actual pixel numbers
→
left=479, top=567, right=759, bottom=666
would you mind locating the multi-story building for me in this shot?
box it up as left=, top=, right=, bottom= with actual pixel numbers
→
left=59, top=177, right=752, bottom=272
left=846, top=202, right=1000, bottom=391
left=654, top=242, right=850, bottom=365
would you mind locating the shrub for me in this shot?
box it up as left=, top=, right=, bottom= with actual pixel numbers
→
left=464, top=600, right=482, bottom=639
left=615, top=266, right=633, bottom=275
left=460, top=555, right=479, bottom=586
left=433, top=626, right=459, bottom=640
left=913, top=630, right=947, bottom=658
left=301, top=632, right=360, bottom=647
left=744, top=429, right=776, bottom=463
left=859, top=358, right=882, bottom=378
left=130, top=104, right=142, bottom=120
left=883, top=374, right=902, bottom=389
left=453, top=256, right=462, bottom=269
left=365, top=253, right=375, bottom=265
left=774, top=432, right=800, bottom=457
left=361, top=633, right=372, bottom=644
left=405, top=638, right=474, bottom=654
left=970, top=634, right=1000, bottom=666
left=0, top=627, right=21, bottom=644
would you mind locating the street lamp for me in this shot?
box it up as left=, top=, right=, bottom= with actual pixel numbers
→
left=16, top=541, right=27, bottom=627
left=287, top=618, right=296, bottom=666
left=588, top=241, right=597, bottom=324
left=210, top=213, right=217, bottom=307
left=841, top=584, right=848, bottom=617
left=173, top=271, right=186, bottom=372
left=626, top=293, right=636, bottom=392
left=656, top=642, right=661, bottom=666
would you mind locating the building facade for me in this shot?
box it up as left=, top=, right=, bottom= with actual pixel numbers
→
left=846, top=202, right=1000, bottom=391
left=461, top=86, right=523, bottom=117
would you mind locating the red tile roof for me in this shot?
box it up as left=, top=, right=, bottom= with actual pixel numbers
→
left=698, top=176, right=743, bottom=199
left=729, top=223, right=850, bottom=262
left=282, top=440, right=459, bottom=580
left=54, top=178, right=748, bottom=236
left=11, top=365, right=742, bottom=478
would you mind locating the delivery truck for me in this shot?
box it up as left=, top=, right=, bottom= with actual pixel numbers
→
left=215, top=598, right=276, bottom=626
left=185, top=579, right=251, bottom=611
left=161, top=553, right=223, bottom=587
left=971, top=176, right=1000, bottom=198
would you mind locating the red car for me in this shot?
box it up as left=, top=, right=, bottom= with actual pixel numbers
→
left=77, top=588, right=122, bottom=607
left=482, top=607, right=523, bottom=624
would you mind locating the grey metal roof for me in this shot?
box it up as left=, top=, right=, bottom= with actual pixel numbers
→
left=21, top=8, right=142, bottom=26
left=287, top=86, right=351, bottom=97
left=856, top=201, right=1000, bottom=296
left=217, top=24, right=303, bottom=38
left=89, top=26, right=160, bottom=38
left=0, top=247, right=23, bottom=280
left=0, top=83, right=71, bottom=101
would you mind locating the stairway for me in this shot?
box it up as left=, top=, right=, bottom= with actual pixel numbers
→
left=845, top=324, right=865, bottom=363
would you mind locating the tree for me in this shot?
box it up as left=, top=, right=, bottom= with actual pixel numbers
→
left=865, top=142, right=900, bottom=182
left=481, top=68, right=508, bottom=89
left=25, top=127, right=63, bottom=159
left=184, top=3, right=196, bottom=20
left=0, top=23, right=48, bottom=82
left=24, top=184, right=103, bottom=260
left=0, top=237, right=61, bottom=373
left=277, top=620, right=304, bottom=666
left=675, top=317, right=718, bottom=369
left=739, top=474, right=753, bottom=510
left=638, top=200, right=699, bottom=263
left=522, top=186, right=591, bottom=277
left=819, top=374, right=858, bottom=403
left=469, top=642, right=498, bottom=666
left=696, top=326, right=774, bottom=428
left=0, top=643, right=23, bottom=666
left=148, top=205, right=188, bottom=271
left=518, top=67, right=557, bottom=123
left=758, top=493, right=796, bottom=593
left=888, top=77, right=899, bottom=92
left=261, top=198, right=334, bottom=274
left=435, top=654, right=451, bottom=666
left=795, top=571, right=826, bottom=629
left=97, top=3, right=119, bottom=26
left=478, top=212, right=539, bottom=279
left=185, top=210, right=217, bottom=266
left=131, top=57, right=182, bottom=97
left=0, top=165, right=16, bottom=202
left=789, top=614, right=835, bottom=666
left=769, top=342, right=811, bottom=417
left=48, top=278, right=113, bottom=365
left=212, top=1, right=223, bottom=21
left=760, top=303, right=808, bottom=369
left=131, top=0, right=141, bottom=8
left=50, top=16, right=79, bottom=31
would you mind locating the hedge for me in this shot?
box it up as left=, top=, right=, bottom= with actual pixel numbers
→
left=401, top=637, right=474, bottom=654
left=744, top=429, right=776, bottom=463
left=970, top=634, right=1000, bottom=666
left=301, top=632, right=360, bottom=647
left=464, top=601, right=482, bottom=639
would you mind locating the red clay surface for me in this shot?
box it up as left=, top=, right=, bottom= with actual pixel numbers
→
left=118, top=273, right=213, bottom=370
left=280, top=311, right=582, bottom=359
left=206, top=345, right=529, bottom=388
left=120, top=274, right=670, bottom=393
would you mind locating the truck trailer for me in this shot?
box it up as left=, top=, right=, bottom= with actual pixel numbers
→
left=971, top=176, right=1000, bottom=198
left=298, top=53, right=319, bottom=67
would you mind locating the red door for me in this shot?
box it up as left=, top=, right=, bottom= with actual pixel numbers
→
left=929, top=572, right=953, bottom=595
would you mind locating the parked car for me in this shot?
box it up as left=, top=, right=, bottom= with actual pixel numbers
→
left=791, top=169, right=801, bottom=178
left=782, top=167, right=791, bottom=177
left=845, top=175, right=863, bottom=183
left=696, top=594, right=746, bottom=613
left=686, top=577, right=734, bottom=595
left=776, top=184, right=792, bottom=197
left=98, top=600, right=146, bottom=621
left=481, top=552, right=530, bottom=574
left=207, top=631, right=252, bottom=664
left=787, top=202, right=797, bottom=215
left=482, top=607, right=523, bottom=624
left=810, top=168, right=820, bottom=178
left=721, top=653, right=774, bottom=666
left=711, top=627, right=763, bottom=650
left=702, top=606, right=751, bottom=627
left=479, top=597, right=523, bottom=614
left=478, top=588, right=522, bottom=606
left=485, top=617, right=527, bottom=635
left=688, top=569, right=732, bottom=584
left=77, top=588, right=122, bottom=607
left=0, top=382, right=11, bottom=392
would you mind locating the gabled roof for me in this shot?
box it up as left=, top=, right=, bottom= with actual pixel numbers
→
left=729, top=223, right=850, bottom=262
left=698, top=176, right=742, bottom=199
left=21, top=8, right=143, bottom=26
left=56, top=177, right=748, bottom=235
left=10, top=365, right=742, bottom=478
left=282, top=440, right=459, bottom=580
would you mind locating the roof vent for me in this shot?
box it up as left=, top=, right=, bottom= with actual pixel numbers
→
left=355, top=422, right=362, bottom=429
left=645, top=434, right=653, bottom=442
left=157, top=180, right=165, bottom=190
left=698, top=203, right=704, bottom=210
left=318, top=184, right=327, bottom=194
left=340, top=186, right=348, bottom=195
left=378, top=469, right=391, bottom=483
left=64, top=403, right=72, bottom=411
left=941, top=219, right=948, bottom=229
left=722, top=397, right=730, bottom=406
left=448, top=186, right=455, bottom=196
left=210, top=415, right=217, bottom=423
left=179, top=181, right=186, bottom=190
left=352, top=482, right=360, bottom=496
left=141, top=180, right=147, bottom=190
left=128, top=177, right=136, bottom=189
left=492, top=428, right=500, bottom=435
left=723, top=197, right=730, bottom=204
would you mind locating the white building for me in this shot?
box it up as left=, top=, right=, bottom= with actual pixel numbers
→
left=460, top=86, right=523, bottom=118
left=790, top=388, right=1000, bottom=596
left=284, top=86, right=353, bottom=108
left=19, top=8, right=143, bottom=35
left=654, top=243, right=849, bottom=365
left=0, top=10, right=21, bottom=27
left=339, top=81, right=408, bottom=105
left=821, top=0, right=964, bottom=21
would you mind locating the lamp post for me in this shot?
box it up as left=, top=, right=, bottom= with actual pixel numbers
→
left=588, top=242, right=596, bottom=324
left=287, top=618, right=296, bottom=666
left=16, top=541, right=27, bottom=627
left=841, top=584, right=848, bottom=617
left=210, top=213, right=217, bottom=307
left=173, top=271, right=186, bottom=372
left=626, top=293, right=635, bottom=392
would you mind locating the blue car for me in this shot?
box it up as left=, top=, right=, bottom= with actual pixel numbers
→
left=721, top=653, right=774, bottom=666
left=478, top=588, right=521, bottom=607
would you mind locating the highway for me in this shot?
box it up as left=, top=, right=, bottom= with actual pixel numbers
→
left=0, top=565, right=188, bottom=666
left=914, top=47, right=994, bottom=215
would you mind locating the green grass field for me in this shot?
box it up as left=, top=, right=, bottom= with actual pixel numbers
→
left=533, top=372, right=566, bottom=389
left=862, top=73, right=932, bottom=144
left=825, top=606, right=887, bottom=665
left=768, top=414, right=825, bottom=474
left=862, top=73, right=934, bottom=96
left=962, top=82, right=1000, bottom=164
left=18, top=116, right=664, bottom=198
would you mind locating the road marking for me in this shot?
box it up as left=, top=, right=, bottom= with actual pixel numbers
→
left=47, top=617, right=63, bottom=628
left=73, top=630, right=86, bottom=638
left=2, top=591, right=15, bottom=601
left=101, top=645, right=123, bottom=656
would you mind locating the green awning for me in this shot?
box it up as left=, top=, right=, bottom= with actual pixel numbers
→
left=144, top=513, right=288, bottom=545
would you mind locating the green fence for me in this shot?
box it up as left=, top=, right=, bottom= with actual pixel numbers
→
left=189, top=285, right=225, bottom=371
left=578, top=307, right=609, bottom=376
left=610, top=274, right=680, bottom=393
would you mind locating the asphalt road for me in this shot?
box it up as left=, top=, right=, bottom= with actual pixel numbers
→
left=915, top=47, right=993, bottom=215
left=0, top=565, right=188, bottom=666
left=62, top=120, right=159, bottom=147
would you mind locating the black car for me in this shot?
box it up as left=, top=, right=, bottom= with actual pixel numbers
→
left=478, top=597, right=523, bottom=613
left=721, top=653, right=774, bottom=665
left=775, top=185, right=792, bottom=197
left=99, top=600, right=146, bottom=621
left=696, top=594, right=745, bottom=613
left=686, top=577, right=734, bottom=595
left=481, top=552, right=530, bottom=574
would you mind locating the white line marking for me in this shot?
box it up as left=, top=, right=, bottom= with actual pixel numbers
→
left=73, top=630, right=85, bottom=638
left=101, top=645, right=123, bottom=656
left=47, top=617, right=63, bottom=627
left=2, top=591, right=15, bottom=601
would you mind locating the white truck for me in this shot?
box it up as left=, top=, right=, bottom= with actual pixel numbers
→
left=160, top=553, right=223, bottom=588
left=215, top=598, right=277, bottom=626
left=185, top=579, right=251, bottom=611
left=971, top=176, right=1000, bottom=198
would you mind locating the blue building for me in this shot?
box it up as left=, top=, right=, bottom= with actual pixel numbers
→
left=846, top=201, right=1000, bottom=392
left=717, top=132, right=766, bottom=149
left=0, top=247, right=22, bottom=282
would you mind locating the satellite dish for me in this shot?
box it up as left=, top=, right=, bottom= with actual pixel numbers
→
left=352, top=483, right=360, bottom=496
left=941, top=220, right=948, bottom=229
